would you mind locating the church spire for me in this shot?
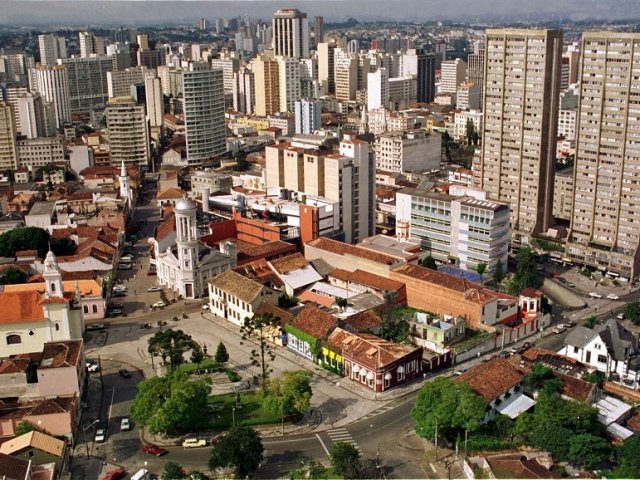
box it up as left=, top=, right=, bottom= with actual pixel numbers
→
left=43, top=248, right=63, bottom=297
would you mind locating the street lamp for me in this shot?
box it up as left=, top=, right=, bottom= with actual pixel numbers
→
left=232, top=407, right=236, bottom=428
left=82, top=419, right=100, bottom=459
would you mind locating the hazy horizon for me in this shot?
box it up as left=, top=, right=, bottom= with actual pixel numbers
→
left=1, top=0, right=640, bottom=26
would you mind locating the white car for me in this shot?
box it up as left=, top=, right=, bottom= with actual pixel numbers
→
left=147, top=286, right=162, bottom=292
left=151, top=301, right=166, bottom=309
left=607, top=294, right=620, bottom=300
left=202, top=304, right=210, bottom=311
left=120, top=417, right=131, bottom=431
left=617, top=312, right=625, bottom=320
left=94, top=427, right=106, bottom=443
left=182, top=438, right=207, bottom=448
left=87, top=363, right=100, bottom=373
left=113, top=285, right=127, bottom=293
left=589, top=292, right=603, bottom=299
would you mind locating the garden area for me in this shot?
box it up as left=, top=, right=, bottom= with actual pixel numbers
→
left=208, top=391, right=281, bottom=429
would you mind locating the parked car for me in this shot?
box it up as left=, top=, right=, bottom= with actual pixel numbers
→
left=550, top=272, right=561, bottom=279
left=565, top=320, right=577, bottom=328
left=120, top=254, right=134, bottom=263
left=151, top=301, right=166, bottom=309
left=589, top=292, right=603, bottom=299
left=453, top=369, right=465, bottom=376
left=119, top=369, right=131, bottom=379
left=607, top=294, right=620, bottom=300
left=142, top=444, right=167, bottom=456
left=499, top=350, right=511, bottom=358
left=182, top=438, right=207, bottom=448
left=94, top=422, right=107, bottom=443
left=102, top=469, right=126, bottom=480
left=107, top=308, right=123, bottom=317
left=617, top=312, right=625, bottom=320
left=86, top=324, right=105, bottom=332
left=202, top=304, right=210, bottom=310
left=120, top=417, right=131, bottom=431
left=111, top=291, right=126, bottom=298
left=113, top=285, right=127, bottom=293
left=117, top=263, right=132, bottom=270
left=553, top=324, right=567, bottom=334
left=148, top=286, right=162, bottom=292
left=147, top=270, right=157, bottom=276
left=87, top=363, right=100, bottom=373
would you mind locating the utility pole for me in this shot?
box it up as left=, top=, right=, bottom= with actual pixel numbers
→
left=464, top=429, right=468, bottom=458
left=434, top=419, right=438, bottom=461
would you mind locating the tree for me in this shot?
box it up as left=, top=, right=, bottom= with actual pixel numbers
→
left=161, top=461, right=185, bottom=480
left=524, top=363, right=554, bottom=392
left=420, top=255, right=437, bottom=270
left=530, top=419, right=572, bottom=459
left=190, top=343, right=204, bottom=365
left=130, top=377, right=172, bottom=427
left=493, top=259, right=505, bottom=284
left=233, top=151, right=250, bottom=171
left=329, top=442, right=362, bottom=479
left=147, top=329, right=199, bottom=373
left=0, top=227, right=50, bottom=257
left=335, top=297, right=348, bottom=311
left=476, top=262, right=487, bottom=283
left=215, top=342, right=229, bottom=364
left=412, top=377, right=487, bottom=441
left=209, top=426, right=264, bottom=478
left=465, top=118, right=476, bottom=146
left=240, top=313, right=280, bottom=384
left=568, top=434, right=612, bottom=469
left=585, top=315, right=598, bottom=329
left=257, top=370, right=313, bottom=418
left=515, top=246, right=542, bottom=290
left=624, top=302, right=640, bottom=325
left=441, top=131, right=455, bottom=163
left=613, top=436, right=640, bottom=478
left=0, top=267, right=27, bottom=285
left=14, top=421, right=36, bottom=436
left=149, top=377, right=211, bottom=434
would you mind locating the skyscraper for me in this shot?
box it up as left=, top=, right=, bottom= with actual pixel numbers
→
left=272, top=9, right=309, bottom=59
left=313, top=16, right=324, bottom=46
left=253, top=54, right=280, bottom=116
left=475, top=29, right=562, bottom=246
left=38, top=34, right=67, bottom=66
left=401, top=49, right=436, bottom=103
left=106, top=96, right=149, bottom=166
left=467, top=49, right=485, bottom=106
left=144, top=76, right=164, bottom=137
left=59, top=55, right=113, bottom=113
left=232, top=67, right=255, bottom=114
left=79, top=32, right=104, bottom=58
left=277, top=56, right=300, bottom=113
left=566, top=32, right=640, bottom=279
left=34, top=64, right=71, bottom=128
left=16, top=92, right=46, bottom=139
left=367, top=68, right=389, bottom=111
left=0, top=102, right=18, bottom=170
left=294, top=98, right=321, bottom=135
left=182, top=62, right=226, bottom=165
left=317, top=41, right=336, bottom=95
left=440, top=58, right=467, bottom=94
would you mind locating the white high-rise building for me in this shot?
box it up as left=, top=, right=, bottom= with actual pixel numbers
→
left=79, top=32, right=104, bottom=58
left=294, top=98, right=321, bottom=135
left=144, top=76, right=164, bottom=130
left=272, top=9, right=309, bottom=59
left=16, top=92, right=46, bottom=139
left=38, top=34, right=67, bottom=66
left=105, top=96, right=150, bottom=166
left=440, top=58, right=467, bottom=94
left=232, top=67, right=255, bottom=114
left=367, top=67, right=389, bottom=111
left=0, top=102, right=18, bottom=170
left=277, top=56, right=301, bottom=113
left=211, top=57, right=240, bottom=95
left=35, top=64, right=71, bottom=129
left=58, top=56, right=113, bottom=113
left=182, top=62, right=226, bottom=165
left=107, top=66, right=149, bottom=98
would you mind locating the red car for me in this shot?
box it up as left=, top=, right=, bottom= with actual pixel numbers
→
left=550, top=272, right=560, bottom=279
left=102, top=469, right=125, bottom=480
left=143, top=444, right=167, bottom=456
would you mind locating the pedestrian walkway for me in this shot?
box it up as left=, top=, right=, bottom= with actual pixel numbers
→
left=326, top=427, right=360, bottom=451
left=360, top=403, right=396, bottom=422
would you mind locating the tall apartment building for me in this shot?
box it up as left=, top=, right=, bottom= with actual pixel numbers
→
left=59, top=56, right=113, bottom=113
left=299, top=57, right=318, bottom=99
left=105, top=96, right=150, bottom=166
left=182, top=62, right=226, bottom=165
left=157, top=65, right=183, bottom=97
left=456, top=82, right=481, bottom=110
left=313, top=16, right=324, bottom=46
left=38, top=34, right=67, bottom=66
left=440, top=58, right=467, bottom=94
left=266, top=137, right=374, bottom=243
left=4, top=85, right=28, bottom=135
left=317, top=41, right=336, bottom=95
left=374, top=130, right=441, bottom=173
left=272, top=9, right=309, bottom=59
left=232, top=67, right=254, bottom=114
left=34, top=64, right=71, bottom=128
left=553, top=168, right=574, bottom=222
left=294, top=98, right=321, bottom=135
left=367, top=68, right=389, bottom=111
left=334, top=50, right=358, bottom=101
left=144, top=76, right=164, bottom=136
left=566, top=32, right=640, bottom=279
left=106, top=66, right=149, bottom=98
left=475, top=29, right=563, bottom=246
left=253, top=55, right=280, bottom=116
left=79, top=32, right=104, bottom=58
left=396, top=189, right=510, bottom=273
left=0, top=103, right=18, bottom=170
left=401, top=49, right=436, bottom=103
left=388, top=77, right=417, bottom=110
left=16, top=92, right=46, bottom=139
left=466, top=49, right=484, bottom=106
left=277, top=56, right=301, bottom=113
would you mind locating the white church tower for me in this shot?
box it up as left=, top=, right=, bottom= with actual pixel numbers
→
left=119, top=160, right=132, bottom=204
left=174, top=197, right=199, bottom=298
left=43, top=249, right=63, bottom=298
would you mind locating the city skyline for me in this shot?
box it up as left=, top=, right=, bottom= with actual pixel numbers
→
left=2, top=0, right=640, bottom=26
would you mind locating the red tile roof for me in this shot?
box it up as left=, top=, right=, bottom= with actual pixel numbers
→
left=157, top=187, right=185, bottom=200
left=455, top=358, right=525, bottom=402
left=290, top=304, right=338, bottom=339
left=330, top=268, right=404, bottom=292
left=40, top=340, right=83, bottom=369
left=0, top=291, right=46, bottom=324
left=155, top=212, right=176, bottom=241
left=344, top=310, right=383, bottom=331
left=306, top=237, right=400, bottom=266
left=255, top=302, right=293, bottom=327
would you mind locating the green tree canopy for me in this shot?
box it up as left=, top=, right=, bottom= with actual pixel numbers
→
left=412, top=377, right=487, bottom=441
left=149, top=377, right=211, bottom=435
left=624, top=302, right=640, bottom=325
left=568, top=434, right=612, bottom=470
left=14, top=421, right=37, bottom=436
left=329, top=442, right=362, bottom=479
left=493, top=259, right=505, bottom=284
left=214, top=341, right=229, bottom=363
left=147, top=329, right=199, bottom=373
left=613, top=436, right=640, bottom=478
left=0, top=267, right=27, bottom=285
left=241, top=312, right=280, bottom=384
left=161, top=461, right=185, bottom=480
left=257, top=370, right=313, bottom=418
left=0, top=227, right=76, bottom=258
left=130, top=377, right=172, bottom=427
left=476, top=262, right=487, bottom=280
left=420, top=255, right=438, bottom=270
left=209, top=426, right=264, bottom=478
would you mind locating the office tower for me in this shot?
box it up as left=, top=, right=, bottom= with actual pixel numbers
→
left=566, top=32, right=640, bottom=279
left=107, top=42, right=132, bottom=71
left=0, top=52, right=31, bottom=84
left=106, top=96, right=150, bottom=166
left=157, top=65, right=183, bottom=97
left=211, top=57, right=240, bottom=97
left=59, top=56, right=113, bottom=113
left=4, top=85, right=28, bottom=134
left=272, top=9, right=309, bottom=58
left=374, top=130, right=441, bottom=173
left=367, top=68, right=389, bottom=111
left=182, top=62, right=226, bottom=165
left=38, top=34, right=67, bottom=66
left=253, top=54, right=280, bottom=116
left=317, top=41, right=336, bottom=95
left=564, top=44, right=580, bottom=85
left=79, top=32, right=104, bottom=57
left=137, top=49, right=162, bottom=70
left=199, top=18, right=207, bottom=31
left=0, top=103, right=18, bottom=169
left=16, top=92, right=46, bottom=138
left=145, top=76, right=163, bottom=130
left=107, top=66, right=148, bottom=98
left=401, top=49, right=436, bottom=103
left=299, top=58, right=319, bottom=98
left=136, top=34, right=149, bottom=50
left=348, top=39, right=360, bottom=54
left=388, top=77, right=417, bottom=110
left=277, top=56, right=300, bottom=113
left=440, top=58, right=467, bottom=94
left=232, top=67, right=254, bottom=114
left=475, top=29, right=562, bottom=245
left=334, top=50, right=358, bottom=101
left=314, top=16, right=324, bottom=46
left=295, top=98, right=321, bottom=134
left=456, top=82, right=480, bottom=110
left=34, top=65, right=71, bottom=128
left=467, top=49, right=484, bottom=106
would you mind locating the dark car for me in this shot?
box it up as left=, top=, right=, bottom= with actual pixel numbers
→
left=102, top=469, right=126, bottom=480
left=142, top=444, right=167, bottom=456
left=118, top=369, right=131, bottom=379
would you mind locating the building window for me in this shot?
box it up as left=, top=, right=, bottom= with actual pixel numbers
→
left=597, top=355, right=607, bottom=364
left=6, top=334, right=21, bottom=345
left=83, top=305, right=89, bottom=314
left=55, top=323, right=60, bottom=331
left=50, top=283, right=56, bottom=292
left=573, top=346, right=579, bottom=354
left=92, top=305, right=98, bottom=314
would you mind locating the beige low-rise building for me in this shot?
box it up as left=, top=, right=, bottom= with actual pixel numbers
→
left=553, top=167, right=574, bottom=221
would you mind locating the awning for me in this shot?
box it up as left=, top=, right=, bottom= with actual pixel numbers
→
left=366, top=371, right=375, bottom=380
left=495, top=392, right=536, bottom=419
left=384, top=372, right=392, bottom=380
left=352, top=364, right=360, bottom=373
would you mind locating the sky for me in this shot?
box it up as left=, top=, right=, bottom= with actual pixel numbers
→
left=1, top=0, right=640, bottom=26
